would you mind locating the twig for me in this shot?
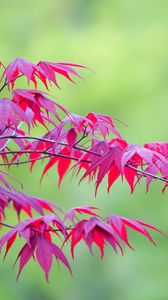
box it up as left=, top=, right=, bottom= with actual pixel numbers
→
left=0, top=221, right=74, bottom=232
left=0, top=134, right=168, bottom=184
left=0, top=74, right=23, bottom=93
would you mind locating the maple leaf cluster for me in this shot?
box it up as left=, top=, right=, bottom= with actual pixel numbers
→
left=0, top=57, right=166, bottom=281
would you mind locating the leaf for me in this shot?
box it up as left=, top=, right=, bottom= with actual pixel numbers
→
left=0, top=186, right=60, bottom=218
left=50, top=242, right=72, bottom=273
left=108, top=164, right=120, bottom=192
left=36, top=235, right=72, bottom=281
left=3, top=57, right=47, bottom=89
left=106, top=214, right=163, bottom=249
left=79, top=139, right=126, bottom=194
left=4, top=232, right=17, bottom=260
left=41, top=157, right=59, bottom=181
left=16, top=236, right=37, bottom=280
left=64, top=206, right=100, bottom=223
left=124, top=166, right=137, bottom=193
left=67, top=128, right=77, bottom=147
left=0, top=173, right=15, bottom=190
left=65, top=217, right=123, bottom=258
left=2, top=57, right=47, bottom=89
left=0, top=214, right=71, bottom=281
left=61, top=111, right=124, bottom=139
left=0, top=98, right=31, bottom=131
left=84, top=113, right=123, bottom=139
left=37, top=61, right=85, bottom=88
left=0, top=229, right=17, bottom=252
left=36, top=236, right=53, bottom=282
left=42, top=214, right=66, bottom=236
left=12, top=89, right=69, bottom=127
left=2, top=58, right=85, bottom=90
left=57, top=150, right=71, bottom=188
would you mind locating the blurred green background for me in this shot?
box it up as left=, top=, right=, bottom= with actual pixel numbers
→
left=1, top=0, right=168, bottom=299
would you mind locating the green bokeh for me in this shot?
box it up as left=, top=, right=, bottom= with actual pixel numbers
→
left=0, top=0, right=168, bottom=299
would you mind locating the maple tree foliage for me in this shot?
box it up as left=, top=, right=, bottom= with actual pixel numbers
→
left=0, top=57, right=167, bottom=281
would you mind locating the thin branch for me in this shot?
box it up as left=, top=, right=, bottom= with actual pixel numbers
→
left=127, top=164, right=168, bottom=183
left=0, top=125, right=11, bottom=136
left=0, top=134, right=100, bottom=156
left=73, top=125, right=88, bottom=147
left=0, top=134, right=168, bottom=184
left=0, top=221, right=74, bottom=232
left=0, top=62, right=6, bottom=70
left=0, top=74, right=23, bottom=93
left=0, top=150, right=90, bottom=165
left=0, top=81, right=7, bottom=93
left=0, top=155, right=50, bottom=166
left=0, top=222, right=14, bottom=229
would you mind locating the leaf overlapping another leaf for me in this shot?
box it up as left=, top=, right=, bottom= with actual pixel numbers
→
left=0, top=208, right=164, bottom=280
left=64, top=215, right=162, bottom=259
left=0, top=56, right=167, bottom=282
left=0, top=186, right=60, bottom=218
left=0, top=214, right=70, bottom=281
left=1, top=57, right=85, bottom=90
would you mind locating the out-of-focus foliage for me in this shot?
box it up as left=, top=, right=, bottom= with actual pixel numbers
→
left=0, top=0, right=168, bottom=299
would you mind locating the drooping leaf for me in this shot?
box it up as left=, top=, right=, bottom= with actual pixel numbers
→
left=16, top=236, right=37, bottom=280
left=12, top=89, right=69, bottom=127
left=37, top=61, right=85, bottom=88
left=36, top=236, right=53, bottom=282
left=0, top=98, right=31, bottom=131
left=106, top=214, right=163, bottom=249
left=0, top=186, right=60, bottom=218
left=57, top=148, right=72, bottom=187
left=2, top=57, right=47, bottom=89
left=64, top=206, right=100, bottom=223
left=0, top=214, right=71, bottom=281
left=65, top=217, right=123, bottom=259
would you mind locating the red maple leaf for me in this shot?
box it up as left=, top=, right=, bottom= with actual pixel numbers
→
left=64, top=206, right=100, bottom=223
left=65, top=217, right=123, bottom=258
left=0, top=214, right=71, bottom=281
left=2, top=58, right=85, bottom=90
left=106, top=214, right=163, bottom=249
